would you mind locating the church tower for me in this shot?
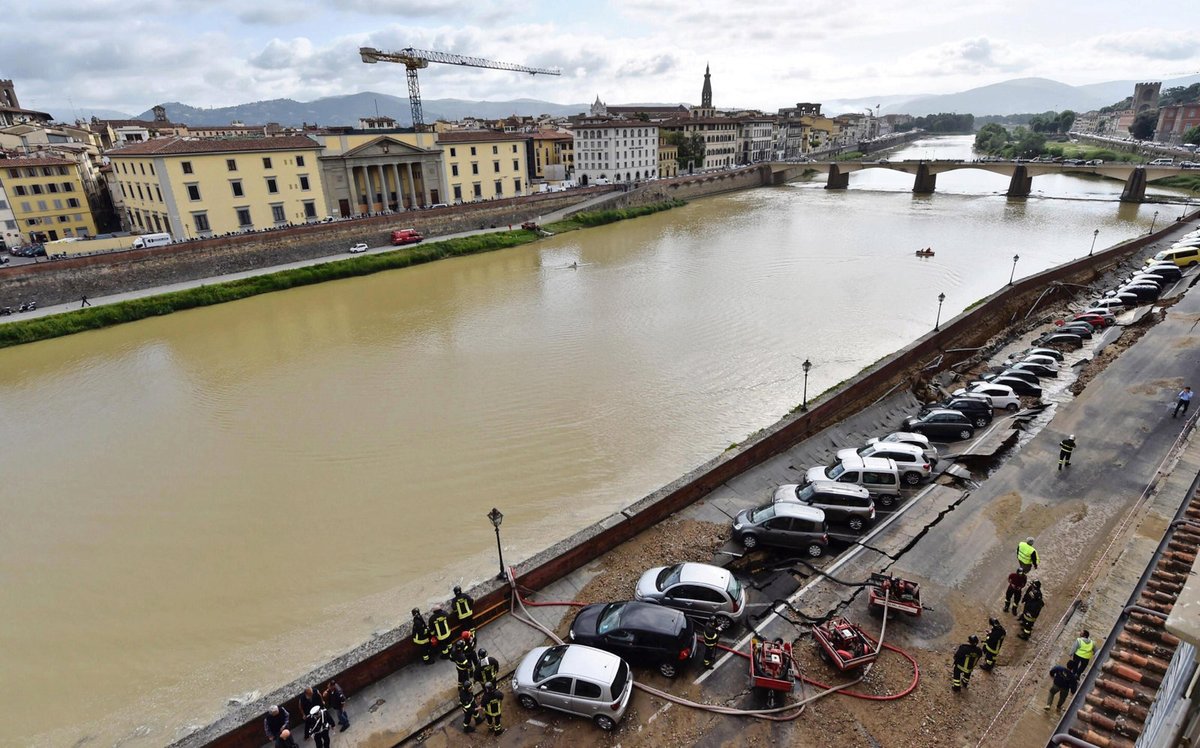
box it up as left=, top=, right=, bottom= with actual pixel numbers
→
left=701, top=64, right=712, bottom=109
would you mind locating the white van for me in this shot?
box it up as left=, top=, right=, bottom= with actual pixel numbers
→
left=1149, top=158, right=1174, bottom=166
left=131, top=232, right=172, bottom=249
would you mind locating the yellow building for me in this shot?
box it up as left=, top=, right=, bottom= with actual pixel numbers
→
left=531, top=131, right=574, bottom=179
left=314, top=130, right=444, bottom=216
left=437, top=131, right=530, bottom=204
left=0, top=156, right=98, bottom=243
left=658, top=137, right=679, bottom=178
left=107, top=135, right=327, bottom=239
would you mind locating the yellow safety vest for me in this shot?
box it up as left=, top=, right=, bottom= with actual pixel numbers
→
left=412, top=627, right=429, bottom=645
left=1074, top=638, right=1095, bottom=660
left=1017, top=542, right=1036, bottom=566
left=433, top=614, right=451, bottom=641
left=484, top=695, right=502, bottom=717
left=454, top=596, right=473, bottom=619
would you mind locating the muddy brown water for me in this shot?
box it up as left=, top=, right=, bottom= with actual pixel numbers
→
left=0, top=136, right=1181, bottom=745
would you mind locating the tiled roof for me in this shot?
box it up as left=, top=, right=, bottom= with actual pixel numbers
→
left=1060, top=481, right=1200, bottom=746
left=531, top=131, right=573, bottom=140
left=94, top=119, right=180, bottom=129
left=107, top=135, right=320, bottom=156
left=573, top=121, right=661, bottom=130
left=436, top=130, right=530, bottom=143
left=0, top=156, right=75, bottom=167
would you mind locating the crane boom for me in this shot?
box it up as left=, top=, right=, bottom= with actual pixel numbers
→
left=359, top=46, right=561, bottom=132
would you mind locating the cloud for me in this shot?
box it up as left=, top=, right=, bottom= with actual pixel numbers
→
left=616, top=54, right=678, bottom=78
left=1090, top=29, right=1200, bottom=62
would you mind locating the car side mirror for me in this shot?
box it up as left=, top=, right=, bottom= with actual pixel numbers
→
left=539, top=685, right=548, bottom=691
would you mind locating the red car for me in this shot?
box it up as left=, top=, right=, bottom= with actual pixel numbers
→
left=390, top=228, right=424, bottom=245
left=1072, top=312, right=1113, bottom=328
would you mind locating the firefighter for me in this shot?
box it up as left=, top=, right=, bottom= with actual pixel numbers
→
left=981, top=617, right=1006, bottom=671
left=1018, top=581, right=1045, bottom=640
left=702, top=617, right=720, bottom=669
left=458, top=681, right=483, bottom=733
left=452, top=585, right=476, bottom=635
left=411, top=608, right=434, bottom=664
left=430, top=607, right=453, bottom=659
left=1067, top=630, right=1095, bottom=674
left=482, top=681, right=505, bottom=735
left=1058, top=434, right=1076, bottom=470
left=476, top=648, right=499, bottom=687
left=951, top=635, right=982, bottom=692
left=1017, top=537, right=1039, bottom=574
left=1004, top=568, right=1027, bottom=615
left=451, top=637, right=474, bottom=686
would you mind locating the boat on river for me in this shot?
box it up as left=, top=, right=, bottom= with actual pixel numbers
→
left=915, top=248, right=935, bottom=257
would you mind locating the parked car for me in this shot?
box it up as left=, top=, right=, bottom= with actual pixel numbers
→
left=1087, top=298, right=1127, bottom=313
left=634, top=562, right=747, bottom=630
left=349, top=242, right=369, bottom=254
left=774, top=480, right=877, bottom=530
left=1033, top=331, right=1084, bottom=350
left=903, top=409, right=975, bottom=442
left=865, top=432, right=939, bottom=466
left=1009, top=361, right=1057, bottom=378
left=961, top=382, right=1022, bottom=411
left=989, top=375, right=1042, bottom=398
left=1116, top=284, right=1159, bottom=302
left=1084, top=159, right=1104, bottom=166
left=569, top=601, right=696, bottom=678
left=989, top=367, right=1041, bottom=385
left=512, top=644, right=634, bottom=731
left=1020, top=354, right=1062, bottom=369
left=390, top=228, right=424, bottom=245
left=1141, top=264, right=1182, bottom=281
left=732, top=502, right=830, bottom=556
left=925, top=396, right=994, bottom=429
left=1073, top=312, right=1113, bottom=328
left=804, top=455, right=902, bottom=508
left=839, top=442, right=932, bottom=485
left=1057, top=323, right=1094, bottom=339
left=1022, top=347, right=1065, bottom=362
left=1147, top=246, right=1200, bottom=267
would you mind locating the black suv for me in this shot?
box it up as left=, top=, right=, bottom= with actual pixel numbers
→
left=921, top=397, right=993, bottom=429
left=903, top=409, right=975, bottom=442
left=569, top=600, right=697, bottom=678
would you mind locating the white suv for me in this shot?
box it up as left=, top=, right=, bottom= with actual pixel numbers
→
left=837, top=442, right=932, bottom=485
left=956, top=382, right=1021, bottom=411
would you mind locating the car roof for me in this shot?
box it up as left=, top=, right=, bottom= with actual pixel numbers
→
left=837, top=454, right=894, bottom=470
left=864, top=441, right=925, bottom=456
left=805, top=479, right=871, bottom=497
left=772, top=502, right=827, bottom=522
left=921, top=408, right=968, bottom=419
left=676, top=562, right=732, bottom=587
left=883, top=431, right=930, bottom=444
left=557, top=644, right=625, bottom=679
left=616, top=601, right=687, bottom=632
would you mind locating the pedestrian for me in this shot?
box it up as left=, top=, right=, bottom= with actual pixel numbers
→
left=482, top=681, right=505, bottom=735
left=951, top=635, right=982, bottom=692
left=1004, top=568, right=1028, bottom=615
left=1058, top=434, right=1076, bottom=470
left=305, top=705, right=335, bottom=748
left=1044, top=663, right=1080, bottom=713
left=411, top=608, right=434, bottom=664
left=452, top=585, right=475, bottom=635
left=430, top=607, right=452, bottom=659
left=476, top=648, right=499, bottom=687
left=1174, top=386, right=1193, bottom=418
left=80, top=294, right=91, bottom=307
left=321, top=680, right=350, bottom=733
left=1018, top=580, right=1045, bottom=640
left=701, top=617, right=720, bottom=669
left=451, top=637, right=474, bottom=686
left=1017, top=537, right=1040, bottom=574
left=1067, top=630, right=1096, bottom=674
left=264, top=705, right=297, bottom=748
left=458, top=681, right=484, bottom=733
left=981, top=617, right=1006, bottom=671
left=298, top=687, right=325, bottom=739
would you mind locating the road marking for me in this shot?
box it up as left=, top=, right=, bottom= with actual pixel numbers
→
left=526, top=718, right=548, bottom=727
left=646, top=702, right=673, bottom=724
left=694, top=480, right=940, bottom=685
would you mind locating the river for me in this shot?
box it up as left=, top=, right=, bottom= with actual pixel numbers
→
left=0, top=136, right=1182, bottom=745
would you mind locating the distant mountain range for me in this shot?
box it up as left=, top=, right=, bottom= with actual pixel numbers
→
left=45, top=74, right=1200, bottom=127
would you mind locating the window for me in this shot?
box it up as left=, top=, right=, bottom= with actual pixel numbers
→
left=298, top=175, right=310, bottom=190
left=262, top=157, right=273, bottom=169
left=512, top=144, right=518, bottom=153
left=295, top=155, right=305, bottom=167
left=514, top=178, right=521, bottom=193
left=6, top=168, right=17, bottom=178
left=266, top=178, right=278, bottom=194
left=449, top=147, right=457, bottom=157
left=472, top=183, right=482, bottom=198
left=187, top=184, right=201, bottom=201
left=492, top=145, right=498, bottom=155
left=451, top=164, right=459, bottom=177
left=226, top=159, right=237, bottom=171
left=139, top=163, right=145, bottom=175
left=136, top=185, right=144, bottom=200
left=191, top=213, right=209, bottom=232
left=493, top=161, right=500, bottom=173
left=271, top=204, right=286, bottom=223
left=231, top=181, right=244, bottom=197
left=303, top=201, right=317, bottom=218
left=543, top=677, right=573, bottom=695
left=62, top=182, right=74, bottom=192
left=0, top=200, right=5, bottom=210
left=53, top=199, right=63, bottom=210
left=14, top=186, right=25, bottom=196
left=513, top=159, right=519, bottom=171
left=48, top=183, right=59, bottom=193
left=453, top=185, right=462, bottom=201
left=155, top=186, right=162, bottom=202
left=471, top=162, right=479, bottom=175
left=236, top=207, right=252, bottom=226
left=494, top=179, right=502, bottom=195
left=67, top=197, right=79, bottom=209
left=470, top=146, right=476, bottom=156
left=58, top=215, right=69, bottom=223
left=31, top=184, right=42, bottom=195
left=574, top=681, right=602, bottom=699
left=149, top=163, right=155, bottom=175
left=182, top=161, right=193, bottom=174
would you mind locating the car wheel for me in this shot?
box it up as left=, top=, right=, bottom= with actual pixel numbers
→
left=959, top=429, right=973, bottom=440
left=740, top=533, right=759, bottom=550
left=518, top=694, right=538, bottom=710
left=974, top=416, right=989, bottom=428
left=903, top=471, right=922, bottom=486
left=1189, top=260, right=1197, bottom=267
left=713, top=614, right=734, bottom=632
left=806, top=543, right=825, bottom=558
left=847, top=516, right=866, bottom=531
left=1005, top=403, right=1019, bottom=412
left=594, top=714, right=617, bottom=731
left=877, top=493, right=896, bottom=509
left=659, top=661, right=679, bottom=678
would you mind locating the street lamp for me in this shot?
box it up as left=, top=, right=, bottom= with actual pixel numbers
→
left=801, top=359, right=812, bottom=412
left=487, top=507, right=506, bottom=581
left=1150, top=210, right=1159, bottom=234
left=1009, top=254, right=1020, bottom=285
left=935, top=292, right=946, bottom=331
left=1089, top=229, right=1099, bottom=257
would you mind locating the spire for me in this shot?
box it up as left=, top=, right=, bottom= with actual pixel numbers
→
left=701, top=64, right=712, bottom=109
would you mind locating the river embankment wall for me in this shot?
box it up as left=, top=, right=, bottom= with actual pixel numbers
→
left=0, top=188, right=611, bottom=308
left=177, top=208, right=1199, bottom=747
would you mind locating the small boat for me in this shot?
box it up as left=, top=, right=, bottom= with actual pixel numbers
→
left=915, top=248, right=935, bottom=257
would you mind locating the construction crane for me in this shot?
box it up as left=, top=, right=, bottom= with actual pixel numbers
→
left=359, top=47, right=561, bottom=132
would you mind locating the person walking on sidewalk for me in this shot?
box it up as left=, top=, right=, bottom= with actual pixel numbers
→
left=321, top=680, right=350, bottom=733
left=305, top=705, right=335, bottom=748
left=1067, top=630, right=1096, bottom=674
left=1058, top=434, right=1076, bottom=470
left=981, top=617, right=1006, bottom=671
left=1018, top=581, right=1045, bottom=640
left=411, top=608, right=434, bottom=664
left=1044, top=663, right=1080, bottom=713
left=1017, top=538, right=1040, bottom=574
left=1004, top=568, right=1028, bottom=615
left=80, top=294, right=91, bottom=308
left=1174, top=387, right=1193, bottom=418
left=951, top=635, right=982, bottom=692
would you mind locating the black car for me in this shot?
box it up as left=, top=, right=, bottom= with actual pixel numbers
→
left=991, top=376, right=1042, bottom=398
left=1120, top=284, right=1160, bottom=302
left=1034, top=331, right=1083, bottom=350
left=1143, top=264, right=1183, bottom=281
left=923, top=397, right=993, bottom=429
left=1008, top=361, right=1057, bottom=378
left=1056, top=323, right=1093, bottom=339
left=569, top=600, right=697, bottom=678
left=903, top=409, right=975, bottom=442
left=990, top=368, right=1041, bottom=385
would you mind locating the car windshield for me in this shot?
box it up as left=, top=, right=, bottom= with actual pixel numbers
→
left=827, top=463, right=846, bottom=480
left=1153, top=251, right=1167, bottom=260
left=596, top=603, right=624, bottom=635
left=534, top=646, right=567, bottom=681
left=749, top=504, right=776, bottom=522
left=656, top=564, right=683, bottom=591
left=795, top=484, right=814, bottom=501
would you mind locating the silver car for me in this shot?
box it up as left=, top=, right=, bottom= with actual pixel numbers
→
left=634, top=561, right=747, bottom=630
left=512, top=644, right=633, bottom=731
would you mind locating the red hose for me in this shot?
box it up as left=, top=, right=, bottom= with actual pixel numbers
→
left=718, top=641, right=921, bottom=701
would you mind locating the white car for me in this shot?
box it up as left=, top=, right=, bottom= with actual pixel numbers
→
left=349, top=242, right=369, bottom=254
left=956, top=382, right=1021, bottom=411
left=865, top=432, right=939, bottom=465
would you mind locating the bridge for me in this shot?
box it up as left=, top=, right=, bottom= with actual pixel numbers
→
left=768, top=160, right=1193, bottom=202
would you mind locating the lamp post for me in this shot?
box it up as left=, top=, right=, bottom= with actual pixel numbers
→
left=935, top=292, right=946, bottom=331
left=1009, top=253, right=1020, bottom=286
left=801, top=359, right=812, bottom=412
left=1089, top=228, right=1099, bottom=257
left=1150, top=210, right=1159, bottom=234
left=487, top=507, right=506, bottom=581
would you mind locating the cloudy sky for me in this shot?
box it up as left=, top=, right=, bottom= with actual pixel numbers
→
left=6, top=0, right=1200, bottom=116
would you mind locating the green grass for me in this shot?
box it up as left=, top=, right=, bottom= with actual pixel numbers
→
left=834, top=151, right=865, bottom=161
left=1150, top=174, right=1200, bottom=192
left=1043, top=143, right=1141, bottom=163
left=0, top=199, right=687, bottom=349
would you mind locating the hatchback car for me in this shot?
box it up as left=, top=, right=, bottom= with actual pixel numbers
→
left=903, top=409, right=975, bottom=442
left=1144, top=262, right=1184, bottom=280
left=569, top=601, right=696, bottom=678
left=1118, top=284, right=1160, bottom=302
left=993, top=367, right=1041, bottom=385
left=865, top=432, right=939, bottom=466
left=842, top=441, right=933, bottom=484
left=1023, top=347, right=1065, bottom=362
left=732, top=502, right=830, bottom=556
left=1087, top=298, right=1127, bottom=313
left=512, top=644, right=634, bottom=731
left=1034, top=331, right=1084, bottom=350
left=774, top=479, right=877, bottom=529
left=1073, top=313, right=1112, bottom=328
left=1021, top=353, right=1062, bottom=369
left=348, top=242, right=369, bottom=253
left=1009, top=361, right=1057, bottom=378
left=961, top=382, right=1022, bottom=411
left=804, top=455, right=902, bottom=508
left=634, top=562, right=747, bottom=630
left=990, top=376, right=1042, bottom=398
left=1056, top=324, right=1093, bottom=340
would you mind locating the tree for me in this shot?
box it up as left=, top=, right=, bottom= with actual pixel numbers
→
left=1129, top=111, right=1158, bottom=140
left=974, top=123, right=1010, bottom=153
left=1183, top=126, right=1200, bottom=145
left=664, top=131, right=706, bottom=172
left=1011, top=129, right=1046, bottom=158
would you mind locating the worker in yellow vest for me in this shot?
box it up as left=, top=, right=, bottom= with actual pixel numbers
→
left=1067, top=630, right=1095, bottom=674
left=1016, top=537, right=1039, bottom=573
left=410, top=608, right=434, bottom=664
left=452, top=585, right=476, bottom=635
left=430, top=607, right=453, bottom=659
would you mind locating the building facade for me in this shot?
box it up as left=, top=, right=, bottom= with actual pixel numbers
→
left=737, top=116, right=774, bottom=165
left=316, top=131, right=444, bottom=216
left=0, top=180, right=21, bottom=249
left=659, top=118, right=737, bottom=169
left=531, top=131, right=574, bottom=179
left=658, top=137, right=678, bottom=178
left=437, top=131, right=530, bottom=203
left=1156, top=104, right=1200, bottom=144
left=573, top=122, right=660, bottom=185
left=0, top=156, right=98, bottom=242
left=107, top=135, right=326, bottom=239
left=0, top=80, right=52, bottom=127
